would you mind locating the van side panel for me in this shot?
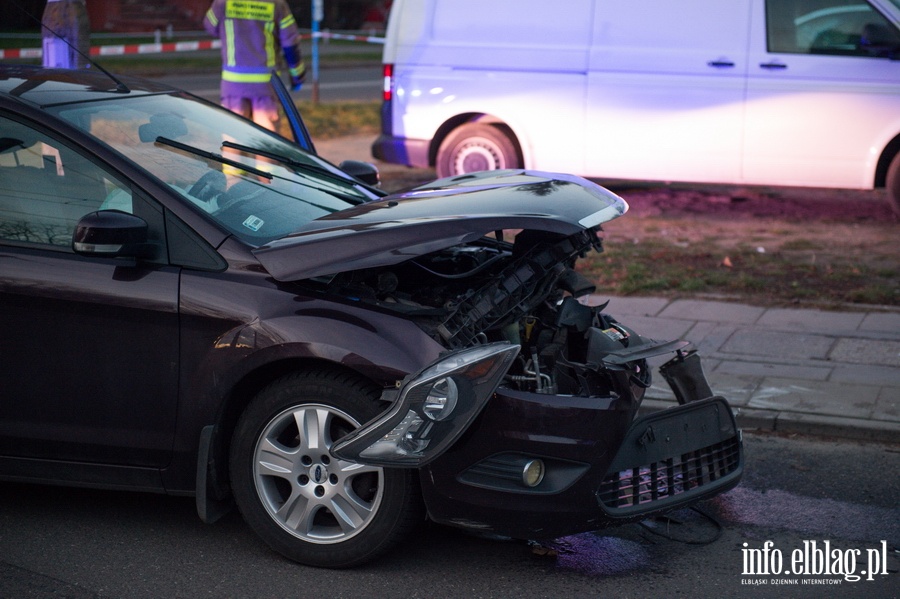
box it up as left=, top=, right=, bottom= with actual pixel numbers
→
left=429, top=1, right=591, bottom=72
left=584, top=0, right=752, bottom=182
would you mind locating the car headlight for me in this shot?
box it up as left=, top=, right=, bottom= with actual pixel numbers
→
left=331, top=342, right=519, bottom=467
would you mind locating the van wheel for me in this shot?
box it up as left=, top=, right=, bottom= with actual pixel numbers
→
left=887, top=152, right=900, bottom=217
left=436, top=123, right=520, bottom=178
left=229, top=370, right=422, bottom=568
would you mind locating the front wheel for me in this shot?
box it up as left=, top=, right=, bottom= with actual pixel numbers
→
left=229, top=370, right=423, bottom=568
left=887, top=151, right=900, bottom=217
left=436, top=123, right=521, bottom=178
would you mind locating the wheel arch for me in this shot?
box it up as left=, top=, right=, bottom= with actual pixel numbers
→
left=202, top=356, right=390, bottom=507
left=194, top=308, right=445, bottom=506
left=221, top=365, right=425, bottom=566
left=874, top=132, right=900, bottom=188
left=429, top=113, right=525, bottom=169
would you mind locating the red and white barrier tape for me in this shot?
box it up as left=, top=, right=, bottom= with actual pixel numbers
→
left=0, top=39, right=221, bottom=60
left=314, top=32, right=385, bottom=44
left=0, top=31, right=383, bottom=60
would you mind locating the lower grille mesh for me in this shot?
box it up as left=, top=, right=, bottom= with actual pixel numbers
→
left=597, top=437, right=741, bottom=511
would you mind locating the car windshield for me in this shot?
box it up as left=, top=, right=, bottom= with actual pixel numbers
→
left=48, top=93, right=377, bottom=245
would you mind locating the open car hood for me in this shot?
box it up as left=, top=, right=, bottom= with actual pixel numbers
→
left=252, top=170, right=627, bottom=281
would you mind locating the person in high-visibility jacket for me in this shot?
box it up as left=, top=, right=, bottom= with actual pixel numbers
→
left=203, top=0, right=306, bottom=133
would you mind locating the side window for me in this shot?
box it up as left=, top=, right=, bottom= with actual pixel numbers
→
left=0, top=116, right=133, bottom=247
left=766, top=0, right=900, bottom=57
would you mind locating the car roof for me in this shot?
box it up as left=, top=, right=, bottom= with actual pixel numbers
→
left=0, top=64, right=178, bottom=108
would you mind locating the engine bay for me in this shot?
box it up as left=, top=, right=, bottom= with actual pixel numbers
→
left=318, top=227, right=659, bottom=402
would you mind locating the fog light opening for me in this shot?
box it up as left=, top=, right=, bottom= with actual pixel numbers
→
left=522, top=459, right=545, bottom=488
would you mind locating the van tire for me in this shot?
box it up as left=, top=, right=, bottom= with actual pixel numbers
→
left=887, top=152, right=900, bottom=217
left=436, top=124, right=520, bottom=178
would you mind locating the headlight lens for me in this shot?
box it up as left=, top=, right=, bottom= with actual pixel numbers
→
left=331, top=343, right=519, bottom=467
left=423, top=377, right=458, bottom=421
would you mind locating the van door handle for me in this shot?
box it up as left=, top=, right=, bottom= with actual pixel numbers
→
left=760, top=62, right=788, bottom=70
left=707, top=60, right=735, bottom=68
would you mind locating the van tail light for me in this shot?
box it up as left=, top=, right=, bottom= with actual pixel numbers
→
left=382, top=63, right=393, bottom=102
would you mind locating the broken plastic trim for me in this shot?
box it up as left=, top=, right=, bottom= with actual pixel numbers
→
left=331, top=342, right=520, bottom=467
left=659, top=349, right=714, bottom=404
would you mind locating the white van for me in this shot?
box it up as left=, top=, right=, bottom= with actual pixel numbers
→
left=372, top=0, right=900, bottom=213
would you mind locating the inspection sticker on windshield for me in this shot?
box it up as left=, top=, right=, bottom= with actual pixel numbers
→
left=242, top=215, right=264, bottom=232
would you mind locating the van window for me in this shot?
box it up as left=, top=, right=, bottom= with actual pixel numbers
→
left=766, top=0, right=900, bottom=56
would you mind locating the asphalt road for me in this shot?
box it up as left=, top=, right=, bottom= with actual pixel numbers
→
left=1, top=432, right=897, bottom=598
left=151, top=66, right=382, bottom=104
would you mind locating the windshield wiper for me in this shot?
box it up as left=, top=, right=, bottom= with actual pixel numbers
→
left=221, top=141, right=362, bottom=187
left=155, top=137, right=273, bottom=180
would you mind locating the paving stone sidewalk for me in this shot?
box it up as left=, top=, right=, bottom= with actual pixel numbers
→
left=598, top=296, right=900, bottom=443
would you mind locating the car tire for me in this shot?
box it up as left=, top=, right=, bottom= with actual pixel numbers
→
left=229, top=370, right=423, bottom=568
left=887, top=151, right=900, bottom=217
left=436, top=123, right=521, bottom=178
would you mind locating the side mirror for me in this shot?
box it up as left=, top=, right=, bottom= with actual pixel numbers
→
left=339, top=160, right=381, bottom=187
left=72, top=210, right=154, bottom=259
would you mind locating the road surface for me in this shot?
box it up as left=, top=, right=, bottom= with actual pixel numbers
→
left=1, top=433, right=896, bottom=598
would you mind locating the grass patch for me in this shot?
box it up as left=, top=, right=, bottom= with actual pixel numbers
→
left=298, top=101, right=380, bottom=139
left=579, top=237, right=899, bottom=306
left=103, top=55, right=221, bottom=75
left=780, top=239, right=823, bottom=251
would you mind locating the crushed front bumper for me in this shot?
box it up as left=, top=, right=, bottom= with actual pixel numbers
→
left=596, top=396, right=742, bottom=517
left=420, top=390, right=742, bottom=540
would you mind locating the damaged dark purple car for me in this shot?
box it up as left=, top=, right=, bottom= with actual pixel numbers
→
left=0, top=65, right=742, bottom=568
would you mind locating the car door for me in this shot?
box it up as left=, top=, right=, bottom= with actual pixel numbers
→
left=743, top=0, right=900, bottom=188
left=585, top=0, right=752, bottom=183
left=0, top=114, right=180, bottom=477
left=270, top=72, right=317, bottom=154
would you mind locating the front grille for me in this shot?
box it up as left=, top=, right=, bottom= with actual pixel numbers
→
left=597, top=436, right=741, bottom=513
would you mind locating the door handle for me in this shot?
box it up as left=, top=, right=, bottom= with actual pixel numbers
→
left=760, top=62, right=788, bottom=70
left=707, top=60, right=735, bottom=68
